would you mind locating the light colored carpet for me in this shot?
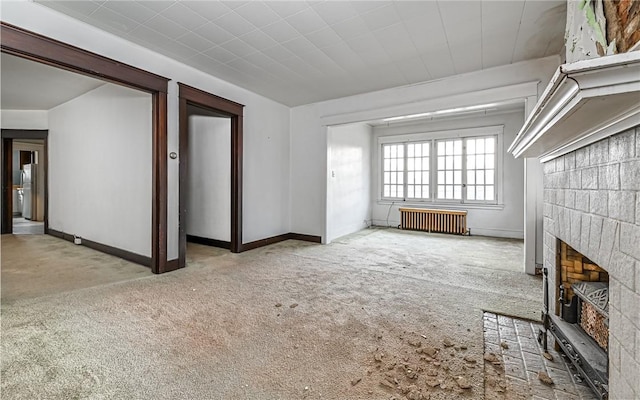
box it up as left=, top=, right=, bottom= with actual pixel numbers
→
left=1, top=228, right=542, bottom=399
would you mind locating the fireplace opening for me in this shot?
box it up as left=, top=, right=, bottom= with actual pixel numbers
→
left=542, top=240, right=609, bottom=399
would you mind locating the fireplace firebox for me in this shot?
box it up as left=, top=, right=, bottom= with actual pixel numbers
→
left=541, top=241, right=609, bottom=399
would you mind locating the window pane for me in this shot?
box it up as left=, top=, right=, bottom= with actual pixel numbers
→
left=467, top=171, right=475, bottom=184
left=415, top=173, right=422, bottom=184
left=438, top=156, right=445, bottom=170
left=384, top=172, right=390, bottom=184
left=390, top=186, right=396, bottom=197
left=390, top=146, right=396, bottom=158
left=454, top=155, right=462, bottom=169
left=423, top=143, right=430, bottom=155
left=454, top=140, right=462, bottom=154
left=408, top=171, right=414, bottom=184
left=397, top=186, right=404, bottom=198
left=453, top=185, right=461, bottom=199
left=476, top=186, right=485, bottom=200
left=446, top=156, right=453, bottom=169
left=438, top=141, right=445, bottom=153
left=384, top=145, right=390, bottom=158
left=407, top=144, right=414, bottom=157
left=467, top=139, right=475, bottom=153
left=384, top=185, right=390, bottom=197
left=477, top=156, right=484, bottom=169
left=414, top=186, right=421, bottom=198
left=467, top=186, right=475, bottom=200
left=422, top=156, right=429, bottom=168
left=485, top=137, right=495, bottom=151
left=397, top=172, right=403, bottom=184
left=486, top=186, right=494, bottom=201
left=422, top=171, right=429, bottom=184
left=391, top=173, right=396, bottom=184
left=407, top=185, right=414, bottom=198
left=486, top=170, right=494, bottom=184
left=397, top=145, right=404, bottom=158
left=445, top=185, right=453, bottom=199
left=384, top=159, right=390, bottom=171
left=415, top=158, right=422, bottom=170
left=437, top=185, right=445, bottom=198
left=446, top=141, right=453, bottom=153
left=477, top=140, right=485, bottom=153
left=438, top=171, right=445, bottom=184
left=408, top=158, right=414, bottom=170
left=477, top=170, right=484, bottom=184
left=415, top=144, right=422, bottom=157
left=486, top=154, right=494, bottom=169
left=454, top=171, right=461, bottom=185
left=467, top=155, right=475, bottom=169
left=446, top=171, right=453, bottom=184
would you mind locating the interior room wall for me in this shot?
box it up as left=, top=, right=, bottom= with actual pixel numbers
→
left=48, top=83, right=152, bottom=257
left=326, top=123, right=372, bottom=242
left=290, top=56, right=560, bottom=240
left=2, top=1, right=291, bottom=258
left=1, top=110, right=48, bottom=129
left=371, top=110, right=525, bottom=238
left=186, top=114, right=231, bottom=242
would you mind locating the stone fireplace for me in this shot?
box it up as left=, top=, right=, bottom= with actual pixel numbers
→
left=542, top=126, right=639, bottom=399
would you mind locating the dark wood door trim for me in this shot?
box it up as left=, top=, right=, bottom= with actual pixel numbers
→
left=1, top=22, right=170, bottom=274
left=178, top=83, right=244, bottom=268
left=1, top=129, right=48, bottom=235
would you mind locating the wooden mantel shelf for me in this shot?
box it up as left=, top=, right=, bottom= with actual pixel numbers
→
left=509, top=52, right=640, bottom=162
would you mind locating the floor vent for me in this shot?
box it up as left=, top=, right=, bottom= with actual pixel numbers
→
left=399, top=208, right=468, bottom=235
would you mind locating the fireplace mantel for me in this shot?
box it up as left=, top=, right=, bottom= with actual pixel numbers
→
left=509, top=52, right=640, bottom=162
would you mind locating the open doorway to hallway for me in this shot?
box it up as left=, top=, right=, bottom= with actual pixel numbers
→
left=12, top=138, right=46, bottom=234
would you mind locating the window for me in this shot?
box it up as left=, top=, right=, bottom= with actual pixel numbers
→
left=379, top=128, right=500, bottom=204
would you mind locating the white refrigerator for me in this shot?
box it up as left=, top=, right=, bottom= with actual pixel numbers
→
left=21, top=164, right=37, bottom=220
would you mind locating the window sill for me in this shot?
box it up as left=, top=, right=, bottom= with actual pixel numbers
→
left=376, top=200, right=505, bottom=211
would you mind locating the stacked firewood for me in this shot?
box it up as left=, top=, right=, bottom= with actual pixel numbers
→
left=560, top=242, right=608, bottom=302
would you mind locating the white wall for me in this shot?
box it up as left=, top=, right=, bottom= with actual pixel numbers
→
left=2, top=1, right=291, bottom=258
left=1, top=110, right=48, bottom=129
left=326, top=123, right=372, bottom=242
left=48, top=84, right=152, bottom=257
left=186, top=115, right=231, bottom=242
left=291, top=56, right=560, bottom=240
left=371, top=111, right=525, bottom=238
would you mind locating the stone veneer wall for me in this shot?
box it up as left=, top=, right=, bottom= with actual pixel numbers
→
left=542, top=125, right=640, bottom=400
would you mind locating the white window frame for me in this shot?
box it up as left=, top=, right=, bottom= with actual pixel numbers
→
left=377, top=126, right=504, bottom=208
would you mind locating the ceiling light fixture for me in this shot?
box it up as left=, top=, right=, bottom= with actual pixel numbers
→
left=382, top=102, right=502, bottom=122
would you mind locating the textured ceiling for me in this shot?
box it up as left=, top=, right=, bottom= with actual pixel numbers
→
left=34, top=1, right=567, bottom=107
left=0, top=53, right=105, bottom=110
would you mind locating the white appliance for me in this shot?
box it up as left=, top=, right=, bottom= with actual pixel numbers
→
left=21, top=163, right=37, bottom=220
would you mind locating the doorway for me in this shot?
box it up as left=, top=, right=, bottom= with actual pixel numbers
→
left=1, top=130, right=48, bottom=235
left=178, top=83, right=244, bottom=268
left=1, top=23, right=171, bottom=273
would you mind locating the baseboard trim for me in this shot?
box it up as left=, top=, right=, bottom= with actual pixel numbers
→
left=47, top=229, right=151, bottom=267
left=186, top=234, right=231, bottom=250
left=288, top=233, right=322, bottom=243
left=240, top=232, right=322, bottom=252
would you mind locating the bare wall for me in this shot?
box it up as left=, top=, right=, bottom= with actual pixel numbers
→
left=48, top=84, right=152, bottom=257
left=327, top=123, right=372, bottom=242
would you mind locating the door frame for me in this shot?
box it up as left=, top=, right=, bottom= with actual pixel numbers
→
left=1, top=130, right=48, bottom=234
left=1, top=22, right=172, bottom=273
left=178, top=83, right=244, bottom=268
